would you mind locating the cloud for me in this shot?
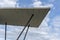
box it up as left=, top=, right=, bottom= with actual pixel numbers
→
left=48, top=16, right=60, bottom=40
left=0, top=0, right=17, bottom=8
left=50, top=16, right=60, bottom=33
left=49, top=34, right=60, bottom=40
left=31, top=0, right=53, bottom=8
left=0, top=25, right=24, bottom=40
left=32, top=0, right=42, bottom=7
left=0, top=38, right=12, bottom=40
left=52, top=16, right=60, bottom=27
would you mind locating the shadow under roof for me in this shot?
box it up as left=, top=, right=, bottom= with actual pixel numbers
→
left=0, top=8, right=50, bottom=27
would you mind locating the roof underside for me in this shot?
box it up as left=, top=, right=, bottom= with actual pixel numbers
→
left=0, top=8, right=50, bottom=27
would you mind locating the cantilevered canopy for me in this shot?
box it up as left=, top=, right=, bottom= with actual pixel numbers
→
left=0, top=8, right=50, bottom=27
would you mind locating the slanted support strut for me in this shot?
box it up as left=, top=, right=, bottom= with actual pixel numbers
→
left=5, top=22, right=7, bottom=40
left=16, top=14, right=34, bottom=40
left=16, top=25, right=26, bottom=40
left=23, top=24, right=30, bottom=40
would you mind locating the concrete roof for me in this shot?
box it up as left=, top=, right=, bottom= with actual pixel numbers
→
left=0, top=8, right=50, bottom=27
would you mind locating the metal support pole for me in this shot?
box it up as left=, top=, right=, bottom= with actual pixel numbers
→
left=5, top=22, right=7, bottom=40
left=16, top=14, right=34, bottom=40
left=23, top=25, right=30, bottom=40
left=16, top=26, right=26, bottom=40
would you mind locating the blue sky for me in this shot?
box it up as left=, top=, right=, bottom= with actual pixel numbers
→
left=0, top=0, right=60, bottom=40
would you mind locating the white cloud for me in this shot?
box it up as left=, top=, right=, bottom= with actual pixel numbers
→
left=52, top=16, right=60, bottom=27
left=51, top=16, right=60, bottom=33
left=0, top=0, right=17, bottom=8
left=49, top=34, right=60, bottom=40
left=48, top=16, right=60, bottom=40
left=0, top=25, right=24, bottom=40
left=32, top=0, right=42, bottom=7
left=0, top=38, right=12, bottom=40
left=38, top=15, right=60, bottom=40
left=43, top=4, right=53, bottom=8
left=32, top=0, right=53, bottom=8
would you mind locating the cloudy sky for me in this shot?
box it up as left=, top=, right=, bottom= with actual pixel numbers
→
left=0, top=0, right=60, bottom=40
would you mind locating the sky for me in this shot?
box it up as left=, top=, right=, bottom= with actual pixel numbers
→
left=0, top=0, right=60, bottom=40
